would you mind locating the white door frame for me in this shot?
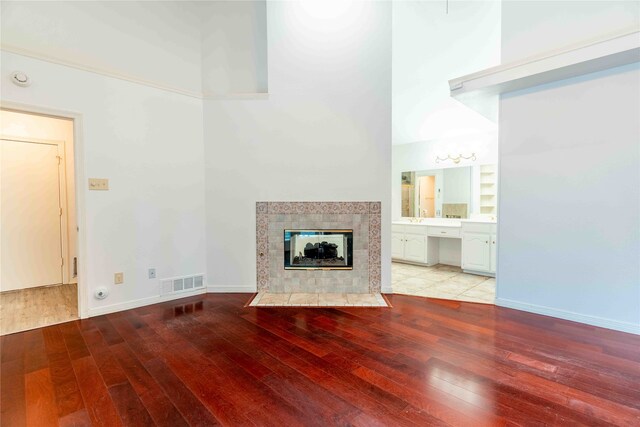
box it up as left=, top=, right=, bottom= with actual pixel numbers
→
left=1, top=102, right=88, bottom=319
left=1, top=135, right=70, bottom=285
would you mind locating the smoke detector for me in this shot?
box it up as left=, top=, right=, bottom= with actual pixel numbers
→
left=11, top=71, right=31, bottom=87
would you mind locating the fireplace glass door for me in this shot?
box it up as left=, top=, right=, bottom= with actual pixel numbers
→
left=284, top=230, right=353, bottom=270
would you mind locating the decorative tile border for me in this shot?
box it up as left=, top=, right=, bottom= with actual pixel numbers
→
left=368, top=213, right=381, bottom=290
left=266, top=201, right=374, bottom=215
left=256, top=202, right=381, bottom=293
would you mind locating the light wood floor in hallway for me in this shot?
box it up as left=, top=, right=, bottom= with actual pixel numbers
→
left=0, top=283, right=78, bottom=335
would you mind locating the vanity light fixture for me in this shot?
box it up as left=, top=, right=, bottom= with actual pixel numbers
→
left=435, top=153, right=476, bottom=164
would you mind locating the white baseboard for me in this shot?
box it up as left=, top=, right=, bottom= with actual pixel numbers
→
left=206, top=285, right=256, bottom=293
left=87, top=288, right=207, bottom=317
left=495, top=297, right=640, bottom=335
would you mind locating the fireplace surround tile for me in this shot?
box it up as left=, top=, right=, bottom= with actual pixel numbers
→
left=256, top=201, right=381, bottom=293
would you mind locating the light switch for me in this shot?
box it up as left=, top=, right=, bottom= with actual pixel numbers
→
left=89, top=178, right=109, bottom=190
left=114, top=272, right=124, bottom=284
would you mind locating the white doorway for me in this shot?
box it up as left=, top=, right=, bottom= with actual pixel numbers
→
left=417, top=175, right=436, bottom=218
left=0, top=109, right=79, bottom=334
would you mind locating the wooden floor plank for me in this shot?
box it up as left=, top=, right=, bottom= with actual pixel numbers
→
left=142, top=358, right=222, bottom=427
left=1, top=358, right=27, bottom=427
left=42, top=326, right=85, bottom=419
left=24, top=368, right=59, bottom=427
left=107, top=382, right=155, bottom=427
left=108, top=342, right=189, bottom=427
left=58, top=408, right=92, bottom=427
left=1, top=293, right=639, bottom=426
left=71, top=356, right=122, bottom=427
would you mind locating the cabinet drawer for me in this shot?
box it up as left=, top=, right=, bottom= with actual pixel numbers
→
left=427, top=226, right=461, bottom=238
left=393, top=224, right=429, bottom=235
left=462, top=222, right=497, bottom=234
left=392, top=224, right=406, bottom=234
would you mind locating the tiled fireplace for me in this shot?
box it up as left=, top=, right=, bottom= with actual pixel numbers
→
left=256, top=202, right=381, bottom=293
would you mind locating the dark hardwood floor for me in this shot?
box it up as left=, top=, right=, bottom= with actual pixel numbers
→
left=1, top=293, right=639, bottom=426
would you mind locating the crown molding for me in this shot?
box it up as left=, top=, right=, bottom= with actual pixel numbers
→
left=2, top=44, right=269, bottom=101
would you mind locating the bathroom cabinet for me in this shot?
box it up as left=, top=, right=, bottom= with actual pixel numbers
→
left=462, top=232, right=491, bottom=272
left=461, top=222, right=497, bottom=276
left=392, top=220, right=496, bottom=276
left=391, top=224, right=438, bottom=265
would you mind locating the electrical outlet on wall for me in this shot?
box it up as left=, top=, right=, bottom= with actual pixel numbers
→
left=148, top=268, right=156, bottom=279
left=114, top=272, right=124, bottom=284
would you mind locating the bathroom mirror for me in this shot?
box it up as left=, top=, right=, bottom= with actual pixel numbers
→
left=401, top=164, right=497, bottom=219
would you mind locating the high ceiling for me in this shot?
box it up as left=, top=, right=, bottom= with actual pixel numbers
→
left=392, top=0, right=502, bottom=145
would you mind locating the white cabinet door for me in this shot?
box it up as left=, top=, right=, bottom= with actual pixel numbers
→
left=404, top=233, right=426, bottom=263
left=490, top=234, right=497, bottom=273
left=391, top=232, right=405, bottom=259
left=462, top=232, right=491, bottom=272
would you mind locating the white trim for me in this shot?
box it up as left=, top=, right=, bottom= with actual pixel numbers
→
left=88, top=288, right=207, bottom=317
left=1, top=44, right=202, bottom=99
left=207, top=285, right=256, bottom=293
left=381, top=285, right=393, bottom=294
left=0, top=102, right=89, bottom=319
left=449, top=27, right=640, bottom=98
left=496, top=297, right=640, bottom=335
left=2, top=46, right=271, bottom=101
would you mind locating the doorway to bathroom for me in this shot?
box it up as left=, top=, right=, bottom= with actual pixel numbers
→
left=417, top=175, right=436, bottom=218
left=0, top=108, right=79, bottom=334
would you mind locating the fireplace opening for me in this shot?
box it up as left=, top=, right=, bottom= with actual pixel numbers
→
left=284, top=229, right=353, bottom=270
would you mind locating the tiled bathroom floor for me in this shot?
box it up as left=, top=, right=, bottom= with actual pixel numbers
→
left=249, top=292, right=389, bottom=307
left=392, top=262, right=495, bottom=304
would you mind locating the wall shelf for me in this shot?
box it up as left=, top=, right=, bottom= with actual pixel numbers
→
left=449, top=28, right=640, bottom=102
left=479, top=164, right=497, bottom=215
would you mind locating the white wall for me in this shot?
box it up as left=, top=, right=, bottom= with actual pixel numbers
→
left=1, top=1, right=202, bottom=94
left=392, top=0, right=501, bottom=145
left=1, top=51, right=206, bottom=315
left=201, top=1, right=268, bottom=96
left=204, top=1, right=392, bottom=291
left=392, top=132, right=497, bottom=220
left=498, top=1, right=640, bottom=333
left=0, top=110, right=77, bottom=283
left=502, top=0, right=640, bottom=63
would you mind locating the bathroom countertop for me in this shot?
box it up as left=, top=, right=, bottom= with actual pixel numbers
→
left=392, top=219, right=462, bottom=227
left=460, top=218, right=497, bottom=224
left=393, top=218, right=497, bottom=227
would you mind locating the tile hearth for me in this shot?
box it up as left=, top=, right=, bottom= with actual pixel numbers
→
left=249, top=292, right=389, bottom=307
